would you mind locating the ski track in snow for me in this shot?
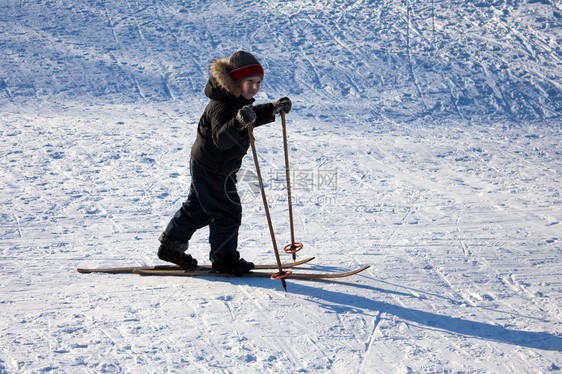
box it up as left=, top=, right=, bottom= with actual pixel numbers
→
left=1, top=0, right=561, bottom=373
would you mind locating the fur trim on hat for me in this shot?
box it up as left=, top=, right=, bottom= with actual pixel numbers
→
left=209, top=58, right=241, bottom=97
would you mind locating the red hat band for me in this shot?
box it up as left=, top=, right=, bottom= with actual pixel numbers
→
left=229, top=63, right=264, bottom=81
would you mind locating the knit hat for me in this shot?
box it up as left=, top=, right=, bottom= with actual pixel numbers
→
left=228, top=51, right=264, bottom=81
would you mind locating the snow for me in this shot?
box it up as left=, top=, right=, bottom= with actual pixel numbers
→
left=0, top=0, right=561, bottom=372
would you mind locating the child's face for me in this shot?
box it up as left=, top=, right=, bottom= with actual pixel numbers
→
left=239, top=76, right=262, bottom=100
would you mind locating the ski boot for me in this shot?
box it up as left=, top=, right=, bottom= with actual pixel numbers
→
left=157, top=233, right=198, bottom=270
left=211, top=252, right=254, bottom=275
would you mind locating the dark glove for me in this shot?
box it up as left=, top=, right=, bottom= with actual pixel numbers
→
left=273, top=97, right=292, bottom=114
left=236, top=105, right=257, bottom=129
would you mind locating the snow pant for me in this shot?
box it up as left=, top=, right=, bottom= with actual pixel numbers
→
left=163, top=160, right=242, bottom=262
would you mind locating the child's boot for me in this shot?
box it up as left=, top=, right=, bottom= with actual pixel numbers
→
left=211, top=252, right=254, bottom=275
left=158, top=233, right=198, bottom=270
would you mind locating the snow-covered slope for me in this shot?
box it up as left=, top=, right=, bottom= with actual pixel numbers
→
left=2, top=0, right=561, bottom=122
left=1, top=1, right=561, bottom=373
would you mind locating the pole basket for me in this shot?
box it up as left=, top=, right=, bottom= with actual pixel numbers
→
left=283, top=242, right=303, bottom=254
left=270, top=270, right=293, bottom=280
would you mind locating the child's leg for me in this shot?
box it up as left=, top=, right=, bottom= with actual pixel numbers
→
left=163, top=185, right=212, bottom=244
left=207, top=182, right=242, bottom=262
left=157, top=184, right=211, bottom=268
left=188, top=164, right=242, bottom=261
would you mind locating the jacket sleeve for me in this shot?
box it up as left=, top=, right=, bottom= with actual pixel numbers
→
left=208, top=101, right=276, bottom=150
left=208, top=101, right=246, bottom=150
left=252, top=103, right=276, bottom=128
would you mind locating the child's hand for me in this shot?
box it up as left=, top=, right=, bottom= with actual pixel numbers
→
left=273, top=97, right=292, bottom=114
left=236, top=105, right=257, bottom=129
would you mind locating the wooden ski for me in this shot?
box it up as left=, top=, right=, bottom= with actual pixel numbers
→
left=134, top=265, right=370, bottom=280
left=77, top=257, right=316, bottom=274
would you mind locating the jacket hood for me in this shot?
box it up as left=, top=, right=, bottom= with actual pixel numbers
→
left=206, top=58, right=241, bottom=99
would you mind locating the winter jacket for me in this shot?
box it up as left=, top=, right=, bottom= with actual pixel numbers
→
left=191, top=59, right=276, bottom=176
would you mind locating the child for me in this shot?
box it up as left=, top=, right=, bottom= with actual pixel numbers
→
left=157, top=51, right=292, bottom=274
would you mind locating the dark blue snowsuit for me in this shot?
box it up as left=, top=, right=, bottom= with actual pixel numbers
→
left=162, top=74, right=275, bottom=263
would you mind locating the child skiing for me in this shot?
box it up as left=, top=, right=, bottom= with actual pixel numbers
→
left=157, top=51, right=292, bottom=274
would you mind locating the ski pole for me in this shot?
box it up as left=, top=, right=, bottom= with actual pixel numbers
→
left=248, top=123, right=291, bottom=291
left=281, top=111, right=303, bottom=260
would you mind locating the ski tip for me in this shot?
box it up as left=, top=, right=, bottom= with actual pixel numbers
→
left=355, top=265, right=371, bottom=273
